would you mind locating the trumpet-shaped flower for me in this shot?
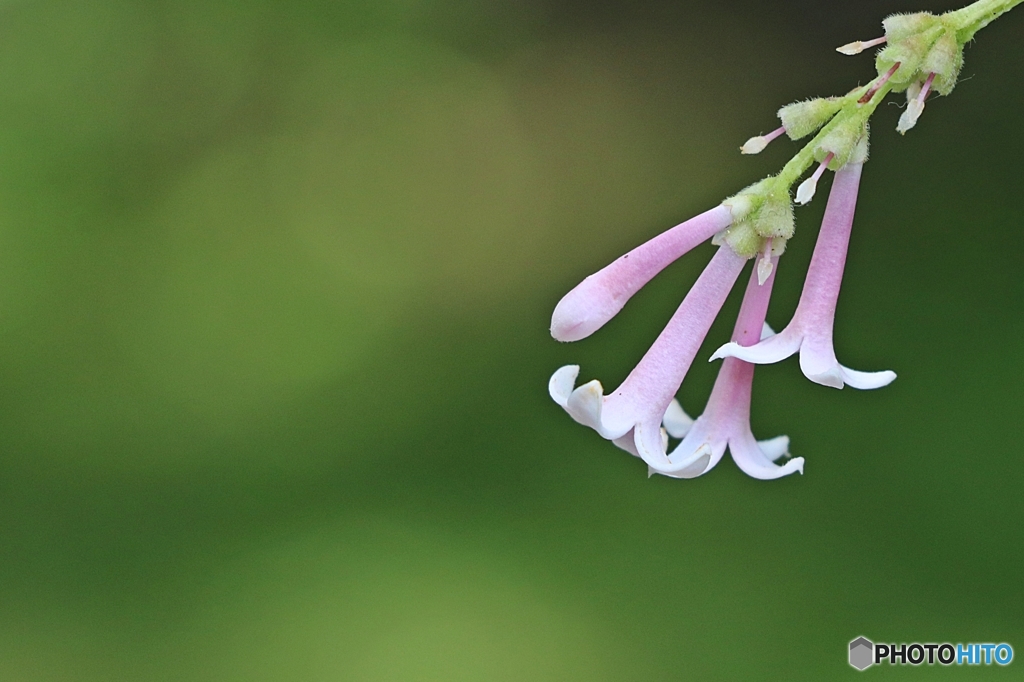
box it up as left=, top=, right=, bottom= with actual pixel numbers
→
left=550, top=205, right=733, bottom=342
left=549, top=245, right=747, bottom=467
left=711, top=162, right=896, bottom=389
left=649, top=257, right=804, bottom=480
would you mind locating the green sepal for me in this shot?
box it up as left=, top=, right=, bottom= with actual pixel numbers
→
left=921, top=29, right=964, bottom=95
left=719, top=179, right=794, bottom=258
left=875, top=26, right=943, bottom=91
left=814, top=120, right=869, bottom=169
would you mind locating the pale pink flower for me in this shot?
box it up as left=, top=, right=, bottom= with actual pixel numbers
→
left=648, top=257, right=804, bottom=480
left=711, top=162, right=896, bottom=389
left=550, top=205, right=733, bottom=342
left=549, top=244, right=746, bottom=467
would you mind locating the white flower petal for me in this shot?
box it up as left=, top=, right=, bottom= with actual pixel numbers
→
left=760, top=321, right=775, bottom=340
left=840, top=365, right=897, bottom=390
left=649, top=447, right=712, bottom=479
left=564, top=379, right=605, bottom=432
left=801, top=366, right=846, bottom=389
left=633, top=418, right=672, bottom=469
left=612, top=430, right=640, bottom=458
left=653, top=418, right=725, bottom=477
left=548, top=365, right=579, bottom=407
left=729, top=432, right=804, bottom=480
left=797, top=340, right=845, bottom=389
left=662, top=399, right=694, bottom=439
left=756, top=435, right=790, bottom=462
left=711, top=329, right=802, bottom=364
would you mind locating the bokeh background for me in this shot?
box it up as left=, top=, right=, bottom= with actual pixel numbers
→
left=0, top=0, right=1021, bottom=679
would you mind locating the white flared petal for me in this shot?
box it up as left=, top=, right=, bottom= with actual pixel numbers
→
left=801, top=363, right=845, bottom=389
left=760, top=321, right=775, bottom=340
left=729, top=432, right=804, bottom=480
left=840, top=365, right=897, bottom=390
left=711, top=329, right=802, bottom=365
left=564, top=379, right=605, bottom=432
left=612, top=430, right=640, bottom=458
left=756, top=435, right=790, bottom=462
left=649, top=446, right=712, bottom=479
left=797, top=339, right=845, bottom=389
left=548, top=365, right=579, bottom=407
left=633, top=418, right=671, bottom=469
left=662, top=399, right=694, bottom=439
left=653, top=418, right=725, bottom=477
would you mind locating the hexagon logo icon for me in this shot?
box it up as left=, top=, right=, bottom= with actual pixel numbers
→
left=849, top=637, right=874, bottom=670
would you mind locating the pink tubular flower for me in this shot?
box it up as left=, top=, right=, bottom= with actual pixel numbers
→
left=550, top=205, right=733, bottom=342
left=649, top=257, right=804, bottom=480
left=711, top=162, right=896, bottom=389
left=549, top=244, right=746, bottom=467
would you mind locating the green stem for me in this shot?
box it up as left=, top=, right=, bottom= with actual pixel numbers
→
left=774, top=81, right=890, bottom=192
left=945, top=0, right=1024, bottom=39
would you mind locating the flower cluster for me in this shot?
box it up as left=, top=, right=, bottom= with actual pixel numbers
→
left=546, top=0, right=1012, bottom=481
left=548, top=156, right=889, bottom=480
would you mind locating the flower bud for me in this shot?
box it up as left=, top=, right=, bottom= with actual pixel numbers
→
left=778, top=98, right=843, bottom=140
left=882, top=12, right=937, bottom=41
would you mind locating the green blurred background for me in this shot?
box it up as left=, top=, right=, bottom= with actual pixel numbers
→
left=0, top=0, right=1021, bottom=679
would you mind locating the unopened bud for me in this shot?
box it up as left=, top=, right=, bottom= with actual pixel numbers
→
left=778, top=99, right=843, bottom=140
left=741, top=136, right=768, bottom=154
left=740, top=126, right=786, bottom=155
left=836, top=36, right=887, bottom=55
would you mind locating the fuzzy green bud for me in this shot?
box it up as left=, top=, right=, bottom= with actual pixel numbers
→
left=882, top=12, right=938, bottom=40
left=778, top=98, right=844, bottom=140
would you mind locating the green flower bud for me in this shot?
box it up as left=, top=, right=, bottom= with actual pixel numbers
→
left=778, top=98, right=844, bottom=140
left=882, top=12, right=938, bottom=40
